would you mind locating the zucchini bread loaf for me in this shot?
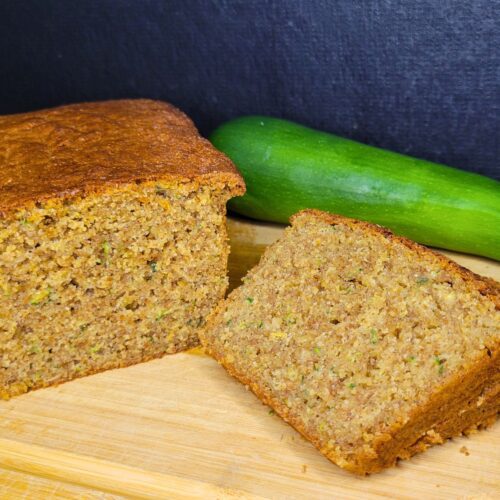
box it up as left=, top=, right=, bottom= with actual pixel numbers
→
left=0, top=99, right=245, bottom=399
left=200, top=209, right=499, bottom=474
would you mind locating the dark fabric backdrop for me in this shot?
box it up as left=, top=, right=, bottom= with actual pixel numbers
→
left=1, top=0, right=499, bottom=179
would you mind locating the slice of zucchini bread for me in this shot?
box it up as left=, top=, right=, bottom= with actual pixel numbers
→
left=200, top=209, right=499, bottom=474
left=0, top=99, right=245, bottom=399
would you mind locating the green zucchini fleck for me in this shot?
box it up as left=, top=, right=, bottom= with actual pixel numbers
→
left=434, top=356, right=446, bottom=375
left=155, top=309, right=170, bottom=321
left=29, top=288, right=52, bottom=305
left=102, top=241, right=112, bottom=256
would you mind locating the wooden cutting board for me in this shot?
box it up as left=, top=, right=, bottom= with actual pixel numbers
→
left=1, top=216, right=499, bottom=499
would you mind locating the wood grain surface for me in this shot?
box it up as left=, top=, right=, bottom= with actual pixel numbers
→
left=0, top=216, right=498, bottom=499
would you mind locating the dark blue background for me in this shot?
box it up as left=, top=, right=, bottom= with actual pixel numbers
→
left=1, top=0, right=499, bottom=178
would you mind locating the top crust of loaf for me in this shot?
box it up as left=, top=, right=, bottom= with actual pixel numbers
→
left=291, top=209, right=500, bottom=309
left=0, top=99, right=245, bottom=215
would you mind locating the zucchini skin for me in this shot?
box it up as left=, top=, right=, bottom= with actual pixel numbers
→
left=210, top=116, right=500, bottom=260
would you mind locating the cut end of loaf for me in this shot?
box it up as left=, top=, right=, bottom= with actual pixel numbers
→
left=0, top=179, right=235, bottom=399
left=201, top=209, right=499, bottom=474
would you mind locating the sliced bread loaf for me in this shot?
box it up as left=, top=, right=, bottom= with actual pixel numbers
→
left=0, top=99, right=245, bottom=399
left=200, top=209, right=499, bottom=474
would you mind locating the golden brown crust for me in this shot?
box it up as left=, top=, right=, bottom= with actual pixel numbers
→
left=350, top=339, right=499, bottom=473
left=0, top=99, right=245, bottom=216
left=291, top=209, right=500, bottom=309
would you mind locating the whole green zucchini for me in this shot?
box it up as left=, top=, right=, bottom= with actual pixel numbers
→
left=210, top=116, right=500, bottom=260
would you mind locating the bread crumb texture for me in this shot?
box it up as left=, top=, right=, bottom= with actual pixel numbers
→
left=1, top=181, right=233, bottom=399
left=201, top=210, right=499, bottom=474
